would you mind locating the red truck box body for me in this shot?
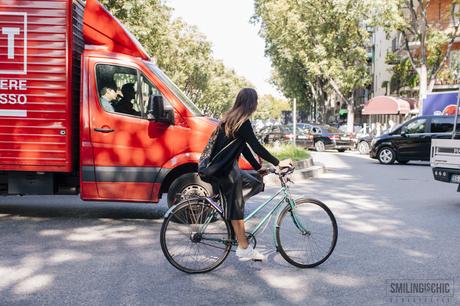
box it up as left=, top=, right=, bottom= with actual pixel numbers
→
left=0, top=0, right=84, bottom=172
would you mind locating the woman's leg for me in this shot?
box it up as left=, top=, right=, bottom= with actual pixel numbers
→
left=231, top=220, right=248, bottom=249
left=241, top=170, right=264, bottom=202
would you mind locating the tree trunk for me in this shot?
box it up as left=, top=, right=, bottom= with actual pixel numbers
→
left=418, top=64, right=428, bottom=114
left=428, top=78, right=436, bottom=94
left=347, top=93, right=355, bottom=134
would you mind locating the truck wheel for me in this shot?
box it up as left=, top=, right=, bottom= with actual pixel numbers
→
left=167, top=173, right=215, bottom=208
left=378, top=147, right=396, bottom=165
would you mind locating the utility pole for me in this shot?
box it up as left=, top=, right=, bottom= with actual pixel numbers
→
left=293, top=98, right=297, bottom=146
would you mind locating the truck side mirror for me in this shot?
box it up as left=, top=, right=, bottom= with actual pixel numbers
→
left=147, top=95, right=174, bottom=125
left=147, top=95, right=164, bottom=120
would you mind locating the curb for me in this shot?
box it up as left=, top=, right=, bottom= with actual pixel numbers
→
left=263, top=159, right=326, bottom=184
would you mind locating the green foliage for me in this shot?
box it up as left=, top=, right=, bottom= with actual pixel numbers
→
left=253, top=95, right=291, bottom=120
left=375, top=0, right=460, bottom=92
left=385, top=53, right=419, bottom=93
left=253, top=0, right=371, bottom=109
left=267, top=144, right=310, bottom=161
left=99, top=0, right=252, bottom=117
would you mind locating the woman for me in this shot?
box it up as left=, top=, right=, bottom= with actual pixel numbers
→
left=212, top=88, right=291, bottom=261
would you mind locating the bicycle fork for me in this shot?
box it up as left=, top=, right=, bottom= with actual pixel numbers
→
left=273, top=197, right=311, bottom=251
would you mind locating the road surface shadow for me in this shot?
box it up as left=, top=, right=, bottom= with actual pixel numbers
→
left=0, top=196, right=167, bottom=219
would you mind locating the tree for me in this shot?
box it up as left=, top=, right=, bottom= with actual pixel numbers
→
left=385, top=52, right=419, bottom=95
left=376, top=0, right=460, bottom=110
left=100, top=0, right=252, bottom=117
left=197, top=60, right=253, bottom=118
left=254, top=0, right=371, bottom=132
left=253, top=95, right=291, bottom=120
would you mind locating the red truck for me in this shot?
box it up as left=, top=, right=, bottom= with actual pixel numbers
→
left=0, top=0, right=250, bottom=206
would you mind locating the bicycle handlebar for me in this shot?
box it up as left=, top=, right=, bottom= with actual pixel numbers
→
left=268, top=165, right=295, bottom=177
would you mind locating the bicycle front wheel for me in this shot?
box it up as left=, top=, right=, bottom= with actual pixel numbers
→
left=160, top=198, right=232, bottom=273
left=276, top=198, right=337, bottom=268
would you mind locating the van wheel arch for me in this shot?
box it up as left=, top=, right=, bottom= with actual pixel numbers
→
left=160, top=163, right=197, bottom=195
left=160, top=163, right=216, bottom=207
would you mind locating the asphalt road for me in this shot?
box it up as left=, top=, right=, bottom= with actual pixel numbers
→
left=0, top=151, right=459, bottom=306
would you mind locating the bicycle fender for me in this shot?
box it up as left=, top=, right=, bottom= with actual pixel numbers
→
left=164, top=205, right=178, bottom=218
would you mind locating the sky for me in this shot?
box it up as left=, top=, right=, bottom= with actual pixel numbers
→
left=164, top=0, right=283, bottom=99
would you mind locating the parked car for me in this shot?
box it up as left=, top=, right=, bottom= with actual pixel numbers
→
left=357, top=135, right=373, bottom=154
left=286, top=125, right=314, bottom=147
left=305, top=125, right=354, bottom=152
left=257, top=125, right=292, bottom=145
left=258, top=125, right=312, bottom=147
left=338, top=124, right=364, bottom=148
left=370, top=115, right=459, bottom=164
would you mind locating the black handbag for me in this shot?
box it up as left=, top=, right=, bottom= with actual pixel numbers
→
left=198, top=127, right=241, bottom=182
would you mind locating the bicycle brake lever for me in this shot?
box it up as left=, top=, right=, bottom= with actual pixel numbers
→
left=286, top=177, right=295, bottom=184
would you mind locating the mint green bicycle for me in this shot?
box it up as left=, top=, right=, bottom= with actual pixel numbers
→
left=160, top=166, right=338, bottom=273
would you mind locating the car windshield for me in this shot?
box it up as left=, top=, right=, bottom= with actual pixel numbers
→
left=146, top=62, right=203, bottom=116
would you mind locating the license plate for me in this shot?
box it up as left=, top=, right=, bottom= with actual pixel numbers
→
left=341, top=137, right=350, bottom=140
left=298, top=136, right=307, bottom=139
left=451, top=174, right=460, bottom=183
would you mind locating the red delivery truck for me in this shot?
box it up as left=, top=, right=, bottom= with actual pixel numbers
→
left=0, top=0, right=252, bottom=206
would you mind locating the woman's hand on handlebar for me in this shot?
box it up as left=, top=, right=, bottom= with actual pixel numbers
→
left=277, top=158, right=293, bottom=170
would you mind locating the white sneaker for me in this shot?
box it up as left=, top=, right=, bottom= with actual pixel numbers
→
left=235, top=245, right=265, bottom=262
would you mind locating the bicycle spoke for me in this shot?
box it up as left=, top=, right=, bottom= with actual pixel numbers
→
left=161, top=200, right=231, bottom=273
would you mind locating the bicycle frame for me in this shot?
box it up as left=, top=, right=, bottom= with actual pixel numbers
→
left=244, top=187, right=289, bottom=239
left=164, top=171, right=309, bottom=247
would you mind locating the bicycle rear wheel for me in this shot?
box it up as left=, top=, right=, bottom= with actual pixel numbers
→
left=275, top=198, right=337, bottom=268
left=160, top=198, right=232, bottom=273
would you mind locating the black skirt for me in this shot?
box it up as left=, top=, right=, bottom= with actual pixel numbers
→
left=217, top=162, right=265, bottom=220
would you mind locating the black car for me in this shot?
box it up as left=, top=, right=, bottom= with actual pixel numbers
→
left=370, top=115, right=458, bottom=164
left=305, top=124, right=354, bottom=152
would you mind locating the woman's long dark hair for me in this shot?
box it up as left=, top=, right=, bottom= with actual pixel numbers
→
left=221, top=88, right=258, bottom=137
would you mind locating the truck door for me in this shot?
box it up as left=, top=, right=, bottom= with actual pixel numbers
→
left=88, top=60, right=176, bottom=202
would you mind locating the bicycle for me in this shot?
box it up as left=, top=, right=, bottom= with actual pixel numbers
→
left=160, top=166, right=338, bottom=274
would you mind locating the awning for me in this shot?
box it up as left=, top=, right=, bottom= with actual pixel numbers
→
left=362, top=96, right=411, bottom=115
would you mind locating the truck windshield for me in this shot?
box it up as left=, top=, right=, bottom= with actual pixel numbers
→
left=146, top=62, right=203, bottom=116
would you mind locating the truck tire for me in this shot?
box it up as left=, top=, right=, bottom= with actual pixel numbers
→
left=167, top=173, right=215, bottom=208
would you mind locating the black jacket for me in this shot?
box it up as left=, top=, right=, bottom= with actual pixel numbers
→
left=211, top=119, right=279, bottom=173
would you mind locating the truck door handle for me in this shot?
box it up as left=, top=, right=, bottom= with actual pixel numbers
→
left=94, top=128, right=114, bottom=133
